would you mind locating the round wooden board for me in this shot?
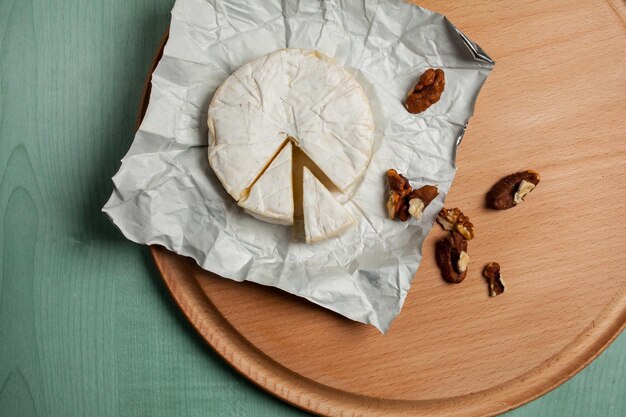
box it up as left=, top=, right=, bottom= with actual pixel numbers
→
left=142, top=1, right=626, bottom=416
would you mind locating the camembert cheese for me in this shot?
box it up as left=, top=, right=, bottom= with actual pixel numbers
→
left=208, top=48, right=373, bottom=241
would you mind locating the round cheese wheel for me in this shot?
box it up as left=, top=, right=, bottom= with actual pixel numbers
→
left=208, top=49, right=374, bottom=232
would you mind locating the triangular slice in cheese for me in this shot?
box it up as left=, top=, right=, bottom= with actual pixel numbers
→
left=238, top=142, right=294, bottom=225
left=302, top=166, right=355, bottom=243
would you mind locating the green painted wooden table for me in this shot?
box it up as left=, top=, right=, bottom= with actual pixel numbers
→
left=1, top=0, right=624, bottom=416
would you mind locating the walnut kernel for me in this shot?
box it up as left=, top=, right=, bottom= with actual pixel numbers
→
left=437, top=207, right=475, bottom=240
left=435, top=231, right=469, bottom=284
left=386, top=170, right=438, bottom=221
left=437, top=207, right=459, bottom=231
left=406, top=185, right=439, bottom=220
left=404, top=69, right=446, bottom=114
left=408, top=185, right=439, bottom=207
left=486, top=170, right=540, bottom=210
left=483, top=262, right=506, bottom=297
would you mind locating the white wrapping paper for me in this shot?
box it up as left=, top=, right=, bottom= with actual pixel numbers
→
left=103, top=0, right=493, bottom=332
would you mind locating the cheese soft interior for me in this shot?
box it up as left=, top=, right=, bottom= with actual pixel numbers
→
left=208, top=48, right=373, bottom=239
left=238, top=142, right=294, bottom=225
left=302, top=167, right=355, bottom=243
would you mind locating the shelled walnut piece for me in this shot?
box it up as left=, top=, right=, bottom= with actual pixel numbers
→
left=486, top=170, right=540, bottom=210
left=435, top=206, right=474, bottom=283
left=437, top=207, right=475, bottom=240
left=405, top=69, right=446, bottom=114
left=483, top=262, right=506, bottom=296
left=435, top=231, right=470, bottom=283
left=406, top=186, right=439, bottom=220
left=386, top=169, right=438, bottom=221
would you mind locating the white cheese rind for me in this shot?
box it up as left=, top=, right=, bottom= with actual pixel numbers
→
left=208, top=48, right=374, bottom=204
left=238, top=142, right=294, bottom=225
left=303, top=167, right=355, bottom=243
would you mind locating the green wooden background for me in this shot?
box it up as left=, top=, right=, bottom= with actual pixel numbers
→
left=1, top=0, right=624, bottom=416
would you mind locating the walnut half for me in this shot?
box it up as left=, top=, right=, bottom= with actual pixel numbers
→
left=404, top=69, right=446, bottom=114
left=483, top=262, right=506, bottom=297
left=437, top=207, right=475, bottom=240
left=386, top=170, right=438, bottom=221
left=486, top=170, right=540, bottom=210
left=435, top=231, right=469, bottom=284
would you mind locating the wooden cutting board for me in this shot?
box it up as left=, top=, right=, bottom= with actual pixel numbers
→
left=143, top=1, right=626, bottom=416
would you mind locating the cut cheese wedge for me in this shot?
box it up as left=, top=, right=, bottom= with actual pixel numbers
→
left=238, top=142, right=294, bottom=225
left=303, top=167, right=355, bottom=243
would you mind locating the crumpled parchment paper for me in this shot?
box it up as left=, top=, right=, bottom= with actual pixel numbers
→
left=103, top=0, right=493, bottom=332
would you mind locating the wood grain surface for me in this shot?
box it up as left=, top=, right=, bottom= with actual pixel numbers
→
left=152, top=0, right=626, bottom=416
left=0, top=0, right=624, bottom=417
